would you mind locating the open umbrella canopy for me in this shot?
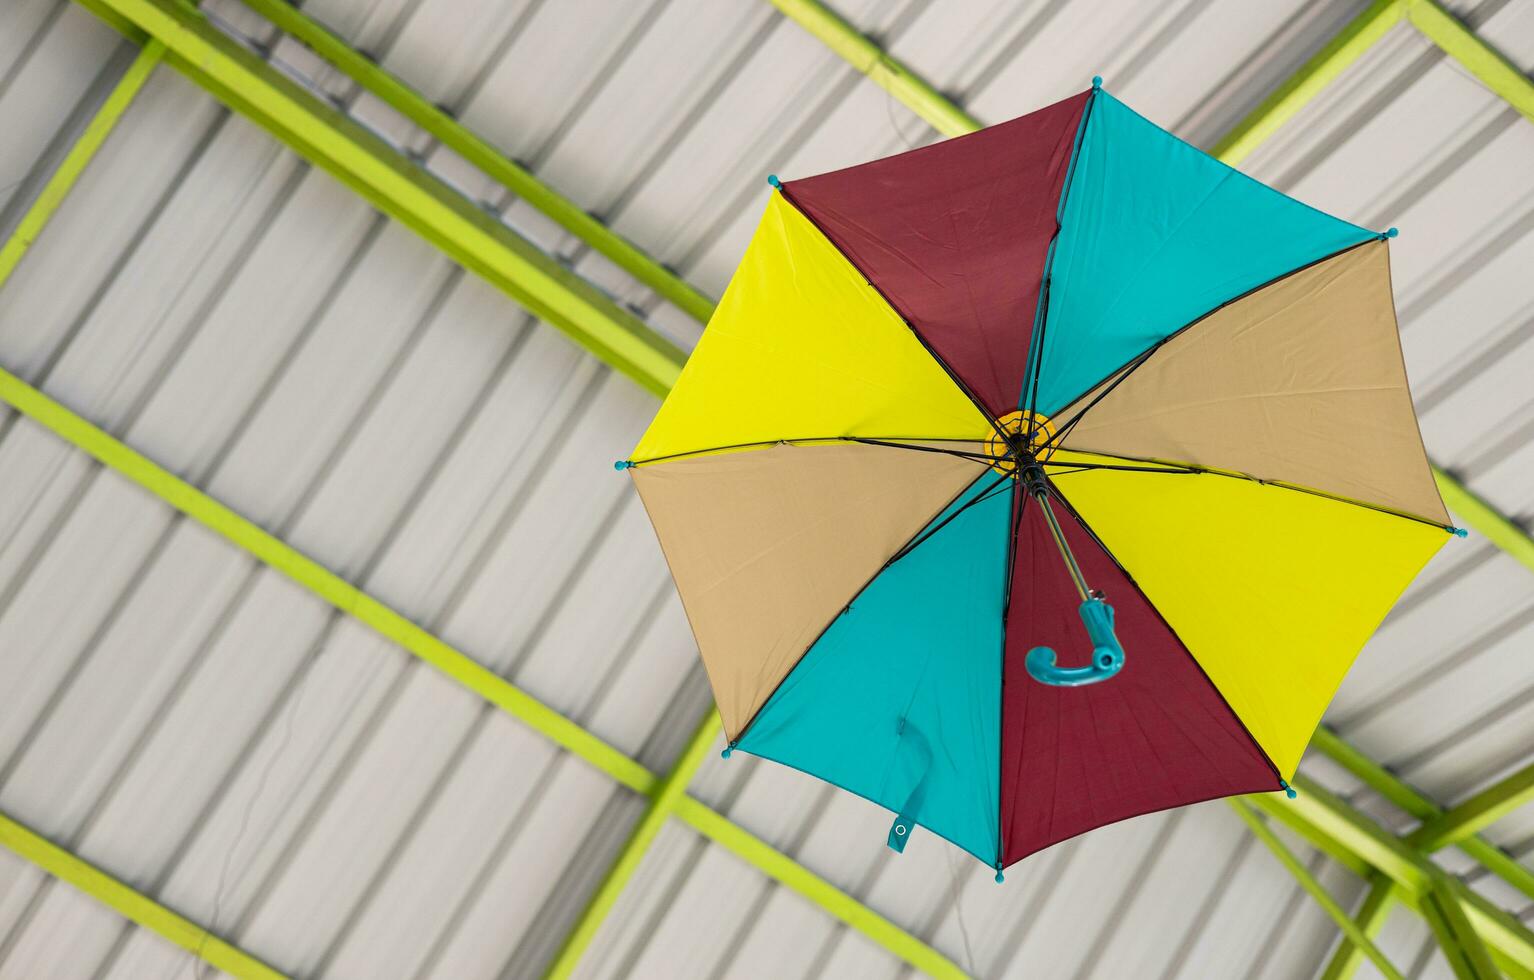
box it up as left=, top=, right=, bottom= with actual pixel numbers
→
left=620, top=79, right=1458, bottom=879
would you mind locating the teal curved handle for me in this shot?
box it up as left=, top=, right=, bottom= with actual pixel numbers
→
left=1025, top=598, right=1125, bottom=687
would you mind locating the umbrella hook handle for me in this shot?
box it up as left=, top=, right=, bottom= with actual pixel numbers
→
left=1025, top=597, right=1125, bottom=687
left=1021, top=466, right=1127, bottom=687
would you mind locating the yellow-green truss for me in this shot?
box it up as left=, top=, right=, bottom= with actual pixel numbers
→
left=0, top=0, right=1526, bottom=976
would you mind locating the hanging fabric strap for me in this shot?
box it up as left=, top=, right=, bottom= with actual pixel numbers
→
left=887, top=719, right=934, bottom=853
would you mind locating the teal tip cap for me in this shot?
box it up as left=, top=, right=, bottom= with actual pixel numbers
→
left=994, top=869, right=1005, bottom=884
left=721, top=745, right=734, bottom=759
left=613, top=460, right=632, bottom=471
left=767, top=174, right=781, bottom=189
left=1452, top=526, right=1468, bottom=538
left=1092, top=75, right=1103, bottom=89
left=1280, top=779, right=1298, bottom=799
left=1385, top=227, right=1399, bottom=238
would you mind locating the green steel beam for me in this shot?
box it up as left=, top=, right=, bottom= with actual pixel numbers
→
left=0, top=810, right=286, bottom=979
left=20, top=8, right=966, bottom=974
left=1418, top=871, right=1502, bottom=980
left=0, top=362, right=962, bottom=979
left=1408, top=760, right=1534, bottom=854
left=766, top=0, right=981, bottom=137
left=544, top=711, right=970, bottom=979
left=1409, top=0, right=1534, bottom=125
left=0, top=365, right=655, bottom=796
left=1210, top=0, right=1408, bottom=165
left=31, top=1, right=1534, bottom=976
left=670, top=797, right=969, bottom=979
left=769, top=0, right=1407, bottom=166
left=1318, top=875, right=1398, bottom=980
left=544, top=713, right=722, bottom=980
left=75, top=0, right=686, bottom=398
left=1247, top=776, right=1534, bottom=975
left=1228, top=800, right=1405, bottom=980
left=233, top=0, right=716, bottom=325
left=1433, top=467, right=1534, bottom=575
left=1310, top=725, right=1534, bottom=903
left=0, top=42, right=163, bottom=290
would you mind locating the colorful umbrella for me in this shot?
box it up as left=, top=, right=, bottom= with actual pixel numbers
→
left=619, top=78, right=1460, bottom=880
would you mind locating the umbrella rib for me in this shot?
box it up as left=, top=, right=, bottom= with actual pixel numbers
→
left=1018, top=84, right=1101, bottom=433
left=726, top=467, right=995, bottom=749
left=1040, top=477, right=1286, bottom=787
left=773, top=183, right=1014, bottom=448
left=1037, top=235, right=1385, bottom=453
left=629, top=436, right=1003, bottom=467
left=885, top=470, right=1016, bottom=567
left=1050, top=447, right=1457, bottom=531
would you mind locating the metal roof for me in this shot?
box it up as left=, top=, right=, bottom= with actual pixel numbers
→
left=0, top=0, right=1531, bottom=977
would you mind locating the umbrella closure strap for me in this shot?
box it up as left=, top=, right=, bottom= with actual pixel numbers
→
left=886, top=719, right=933, bottom=853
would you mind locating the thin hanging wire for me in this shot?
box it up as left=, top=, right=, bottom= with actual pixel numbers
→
left=943, top=844, right=979, bottom=976
left=884, top=86, right=925, bottom=151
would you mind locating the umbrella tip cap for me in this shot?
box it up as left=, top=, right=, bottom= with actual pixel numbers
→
left=1280, top=779, right=1298, bottom=799
left=1451, top=526, right=1468, bottom=537
left=1092, top=75, right=1103, bottom=89
left=614, top=460, right=632, bottom=471
left=767, top=174, right=781, bottom=189
left=994, top=868, right=1005, bottom=884
left=721, top=744, right=734, bottom=759
left=1385, top=227, right=1399, bottom=238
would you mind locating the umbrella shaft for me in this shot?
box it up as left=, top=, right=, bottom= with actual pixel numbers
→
left=1033, top=488, right=1090, bottom=602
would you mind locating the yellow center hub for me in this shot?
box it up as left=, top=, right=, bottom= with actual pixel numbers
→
left=985, top=410, right=1056, bottom=474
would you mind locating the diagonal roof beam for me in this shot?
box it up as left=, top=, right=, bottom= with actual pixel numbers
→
left=1418, top=871, right=1502, bottom=980
left=0, top=809, right=286, bottom=978
left=32, top=0, right=1533, bottom=975
left=75, top=0, right=686, bottom=398
left=1210, top=0, right=1408, bottom=165
left=1311, top=726, right=1534, bottom=903
left=234, top=0, right=716, bottom=324
left=0, top=41, right=163, bottom=290
left=1247, top=776, right=1534, bottom=975
left=1228, top=799, right=1406, bottom=979
left=0, top=359, right=962, bottom=979
left=764, top=0, right=981, bottom=137
left=0, top=365, right=655, bottom=796
left=1408, top=760, right=1534, bottom=854
left=544, top=715, right=725, bottom=980
left=1319, top=875, right=1398, bottom=980
left=13, top=4, right=964, bottom=976
left=768, top=0, right=1410, bottom=166
left=1408, top=0, right=1534, bottom=125
left=236, top=0, right=1532, bottom=971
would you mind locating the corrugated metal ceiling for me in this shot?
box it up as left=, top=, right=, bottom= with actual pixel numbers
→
left=0, top=0, right=1530, bottom=977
